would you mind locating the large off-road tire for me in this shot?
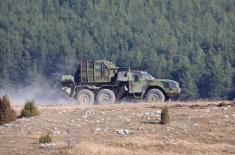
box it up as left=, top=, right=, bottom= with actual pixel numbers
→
left=76, top=89, right=95, bottom=104
left=146, top=89, right=165, bottom=103
left=96, top=89, right=116, bottom=104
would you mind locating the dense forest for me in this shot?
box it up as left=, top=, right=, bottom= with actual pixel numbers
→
left=0, top=0, right=234, bottom=100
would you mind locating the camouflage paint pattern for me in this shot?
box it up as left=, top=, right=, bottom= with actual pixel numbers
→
left=128, top=71, right=181, bottom=96
left=61, top=60, right=181, bottom=99
left=80, top=60, right=117, bottom=83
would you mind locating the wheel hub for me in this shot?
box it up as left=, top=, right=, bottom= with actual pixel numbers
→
left=101, top=93, right=110, bottom=103
left=79, top=94, right=89, bottom=104
left=149, top=94, right=160, bottom=102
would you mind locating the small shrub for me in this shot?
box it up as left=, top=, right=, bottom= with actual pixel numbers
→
left=160, top=106, right=170, bottom=124
left=218, top=102, right=226, bottom=107
left=20, top=100, right=39, bottom=117
left=0, top=95, right=17, bottom=125
left=39, top=133, right=52, bottom=143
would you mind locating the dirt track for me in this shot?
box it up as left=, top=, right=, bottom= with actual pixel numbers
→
left=0, top=101, right=235, bottom=155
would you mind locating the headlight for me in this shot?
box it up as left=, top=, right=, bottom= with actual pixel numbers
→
left=62, top=87, right=72, bottom=95
left=169, top=81, right=178, bottom=88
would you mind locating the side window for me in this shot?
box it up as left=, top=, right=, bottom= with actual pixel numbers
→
left=134, top=74, right=138, bottom=82
left=133, top=72, right=142, bottom=82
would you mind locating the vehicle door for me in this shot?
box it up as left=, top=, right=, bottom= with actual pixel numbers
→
left=129, top=72, right=147, bottom=93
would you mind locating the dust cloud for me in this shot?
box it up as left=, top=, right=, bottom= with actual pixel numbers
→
left=0, top=80, right=75, bottom=105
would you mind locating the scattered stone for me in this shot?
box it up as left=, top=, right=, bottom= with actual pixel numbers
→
left=52, top=130, right=61, bottom=136
left=9, top=141, right=16, bottom=143
left=155, top=110, right=162, bottom=115
left=103, top=127, right=109, bottom=131
left=116, top=129, right=131, bottom=135
left=156, top=117, right=161, bottom=121
left=40, top=143, right=56, bottom=149
left=162, top=138, right=178, bottom=145
left=101, top=112, right=106, bottom=115
left=81, top=110, right=95, bottom=115
left=193, top=123, right=200, bottom=127
left=4, top=124, right=11, bottom=127
left=224, top=115, right=229, bottom=118
left=119, top=116, right=130, bottom=122
left=223, top=107, right=228, bottom=111
left=166, top=127, right=174, bottom=132
left=209, top=120, right=216, bottom=124
left=58, top=110, right=66, bottom=115
left=138, top=127, right=144, bottom=131
left=95, top=127, right=102, bottom=132
left=82, top=116, right=88, bottom=119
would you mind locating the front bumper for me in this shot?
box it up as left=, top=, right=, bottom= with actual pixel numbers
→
left=62, top=86, right=75, bottom=97
left=167, top=87, right=181, bottom=96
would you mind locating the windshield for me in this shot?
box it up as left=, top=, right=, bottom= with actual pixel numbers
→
left=142, top=71, right=155, bottom=80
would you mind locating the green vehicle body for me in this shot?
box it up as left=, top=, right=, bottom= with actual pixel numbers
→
left=61, top=60, right=181, bottom=104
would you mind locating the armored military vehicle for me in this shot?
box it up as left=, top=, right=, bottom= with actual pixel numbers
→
left=61, top=60, right=181, bottom=104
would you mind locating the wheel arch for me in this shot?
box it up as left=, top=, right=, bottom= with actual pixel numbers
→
left=144, top=86, right=168, bottom=99
left=98, top=85, right=120, bottom=94
left=74, top=86, right=87, bottom=95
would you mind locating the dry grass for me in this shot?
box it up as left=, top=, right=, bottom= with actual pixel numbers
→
left=0, top=101, right=234, bottom=155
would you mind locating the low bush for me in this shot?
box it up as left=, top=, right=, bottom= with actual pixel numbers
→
left=39, top=133, right=52, bottom=143
left=160, top=106, right=170, bottom=124
left=20, top=100, right=39, bottom=117
left=218, top=102, right=226, bottom=107
left=0, top=95, right=17, bottom=125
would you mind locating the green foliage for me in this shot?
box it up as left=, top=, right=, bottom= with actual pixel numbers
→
left=0, top=95, right=17, bottom=125
left=160, top=106, right=170, bottom=124
left=0, top=0, right=234, bottom=99
left=39, top=134, right=52, bottom=144
left=20, top=100, right=39, bottom=117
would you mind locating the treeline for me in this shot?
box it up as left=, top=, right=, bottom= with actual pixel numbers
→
left=0, top=0, right=234, bottom=99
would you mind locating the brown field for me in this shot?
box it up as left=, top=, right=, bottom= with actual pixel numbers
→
left=0, top=101, right=235, bottom=155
